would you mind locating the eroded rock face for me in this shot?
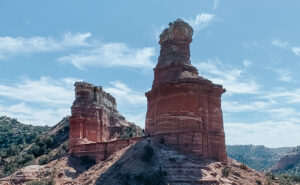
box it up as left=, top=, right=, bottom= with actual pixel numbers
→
left=272, top=146, right=300, bottom=173
left=69, top=82, right=141, bottom=153
left=145, top=19, right=227, bottom=161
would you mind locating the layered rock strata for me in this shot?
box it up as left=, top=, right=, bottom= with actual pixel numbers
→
left=69, top=82, right=141, bottom=154
left=145, top=19, right=227, bottom=161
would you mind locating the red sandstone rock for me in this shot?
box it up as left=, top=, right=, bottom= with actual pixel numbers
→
left=145, top=19, right=227, bottom=162
left=69, top=82, right=141, bottom=156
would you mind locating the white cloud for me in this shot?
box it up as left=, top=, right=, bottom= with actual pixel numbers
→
left=61, top=32, right=91, bottom=47
left=104, top=81, right=146, bottom=106
left=1, top=32, right=155, bottom=70
left=0, top=76, right=79, bottom=125
left=271, top=39, right=300, bottom=57
left=59, top=43, right=155, bottom=70
left=123, top=113, right=145, bottom=129
left=186, top=13, right=215, bottom=31
left=196, top=59, right=260, bottom=94
left=104, top=81, right=147, bottom=127
left=243, top=41, right=260, bottom=49
left=0, top=76, right=76, bottom=105
left=0, top=102, right=69, bottom=126
left=213, top=0, right=220, bottom=10
left=292, top=47, right=300, bottom=56
left=153, top=24, right=166, bottom=42
left=0, top=78, right=148, bottom=127
left=225, top=121, right=300, bottom=147
left=0, top=32, right=91, bottom=60
left=242, top=60, right=252, bottom=67
left=272, top=39, right=288, bottom=49
left=222, top=100, right=274, bottom=113
left=272, top=68, right=293, bottom=82
left=264, top=88, right=300, bottom=104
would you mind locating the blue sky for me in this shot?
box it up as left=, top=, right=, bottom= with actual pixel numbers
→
left=1, top=0, right=300, bottom=147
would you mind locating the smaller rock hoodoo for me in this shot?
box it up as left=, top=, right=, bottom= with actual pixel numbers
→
left=145, top=19, right=227, bottom=162
left=69, top=82, right=138, bottom=154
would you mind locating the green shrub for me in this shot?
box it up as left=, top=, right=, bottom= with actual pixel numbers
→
left=79, top=156, right=96, bottom=168
left=292, top=175, right=300, bottom=182
left=4, top=160, right=18, bottom=175
left=20, top=154, right=34, bottom=165
left=135, top=167, right=167, bottom=185
left=39, top=153, right=53, bottom=165
left=29, top=136, right=54, bottom=157
left=142, top=144, right=154, bottom=163
left=222, top=166, right=231, bottom=177
left=256, top=180, right=262, bottom=185
left=119, top=172, right=131, bottom=185
left=266, top=172, right=276, bottom=180
left=240, top=163, right=248, bottom=170
left=278, top=175, right=293, bottom=185
left=6, top=145, right=19, bottom=157
left=29, top=144, right=44, bottom=157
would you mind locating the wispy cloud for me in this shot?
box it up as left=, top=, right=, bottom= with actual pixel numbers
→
left=222, top=100, right=275, bottom=113
left=225, top=121, right=300, bottom=147
left=196, top=59, right=260, bottom=94
left=271, top=39, right=300, bottom=57
left=0, top=32, right=91, bottom=60
left=0, top=78, right=147, bottom=127
left=272, top=68, right=293, bottom=82
left=243, top=41, right=260, bottom=49
left=104, top=81, right=146, bottom=106
left=292, top=47, right=300, bottom=56
left=153, top=24, right=166, bottom=42
left=242, top=60, right=252, bottom=67
left=59, top=43, right=155, bottom=70
left=0, top=76, right=76, bottom=105
left=104, top=81, right=147, bottom=127
left=0, top=32, right=156, bottom=70
left=213, top=0, right=220, bottom=10
left=272, top=39, right=288, bottom=49
left=0, top=102, right=69, bottom=126
left=0, top=76, right=79, bottom=125
left=186, top=13, right=215, bottom=31
left=263, top=88, right=300, bottom=104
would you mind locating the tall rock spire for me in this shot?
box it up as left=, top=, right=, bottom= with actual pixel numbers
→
left=153, top=19, right=200, bottom=86
left=145, top=19, right=227, bottom=162
left=157, top=19, right=193, bottom=67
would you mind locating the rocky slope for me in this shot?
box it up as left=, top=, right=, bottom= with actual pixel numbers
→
left=0, top=115, right=142, bottom=179
left=1, top=139, right=276, bottom=185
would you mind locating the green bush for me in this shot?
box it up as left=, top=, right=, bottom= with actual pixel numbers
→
left=79, top=156, right=96, bottom=168
left=4, top=160, right=18, bottom=175
left=6, top=145, right=19, bottom=157
left=135, top=167, right=167, bottom=185
left=29, top=136, right=54, bottom=157
left=222, top=166, right=231, bottom=177
left=39, top=153, right=53, bottom=165
left=142, top=145, right=154, bottom=163
left=20, top=154, right=34, bottom=165
left=240, top=163, right=248, bottom=170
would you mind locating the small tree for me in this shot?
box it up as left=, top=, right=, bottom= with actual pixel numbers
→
left=6, top=145, right=19, bottom=157
left=222, top=166, right=231, bottom=177
left=142, top=144, right=154, bottom=162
